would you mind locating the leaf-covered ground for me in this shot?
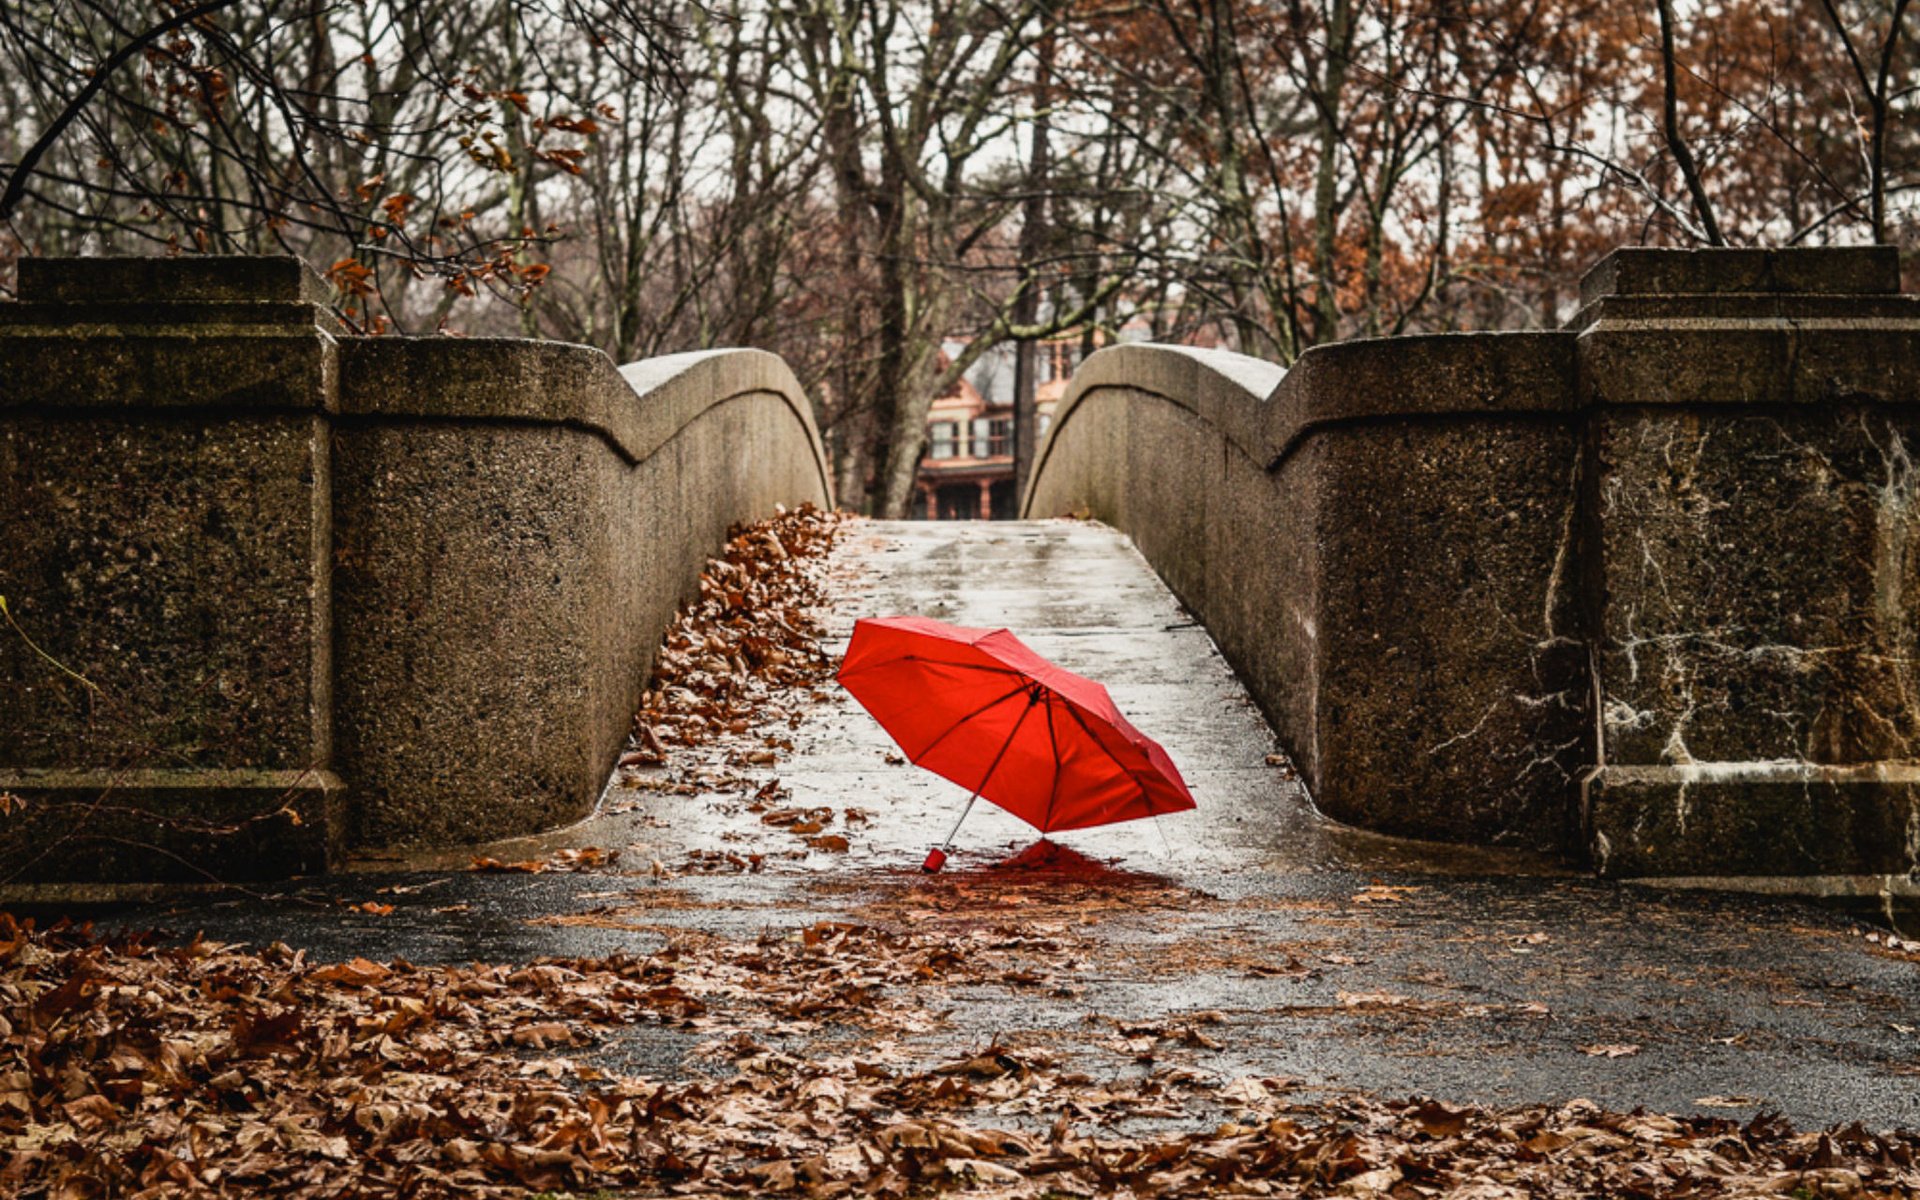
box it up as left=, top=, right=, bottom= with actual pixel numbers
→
left=6, top=508, right=1919, bottom=1197
left=5, top=909, right=1920, bottom=1198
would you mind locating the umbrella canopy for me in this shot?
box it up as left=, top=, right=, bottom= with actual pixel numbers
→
left=836, top=615, right=1196, bottom=836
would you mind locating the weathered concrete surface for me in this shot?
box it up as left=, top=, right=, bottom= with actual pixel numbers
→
left=1024, top=339, right=1587, bottom=853
left=331, top=346, right=831, bottom=848
left=1574, top=249, right=1920, bottom=879
left=0, top=258, right=345, bottom=881
left=36, top=520, right=1920, bottom=1131
left=1025, top=247, right=1920, bottom=883
left=0, top=256, right=831, bottom=880
left=1574, top=243, right=1903, bottom=305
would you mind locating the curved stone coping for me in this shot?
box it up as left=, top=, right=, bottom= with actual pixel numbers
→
left=339, top=341, right=832, bottom=500
left=1022, top=343, right=1283, bottom=517
left=1024, top=332, right=1575, bottom=516
left=616, top=349, right=831, bottom=499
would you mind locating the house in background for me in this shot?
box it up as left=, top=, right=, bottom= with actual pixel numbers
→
left=911, top=338, right=1081, bottom=520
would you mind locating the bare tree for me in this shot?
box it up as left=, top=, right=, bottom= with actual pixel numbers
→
left=6, top=0, right=1911, bottom=505
left=781, top=0, right=1121, bottom=516
left=1815, top=0, right=1916, bottom=244
left=0, top=0, right=675, bottom=326
left=1654, top=0, right=1726, bottom=244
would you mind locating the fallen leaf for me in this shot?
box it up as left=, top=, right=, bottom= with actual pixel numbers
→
left=1411, top=1099, right=1471, bottom=1137
left=470, top=856, right=545, bottom=873
left=1352, top=884, right=1420, bottom=905
left=509, top=1022, right=577, bottom=1049
left=63, top=1093, right=117, bottom=1133
left=1338, top=990, right=1415, bottom=1008
left=309, top=957, right=390, bottom=986
left=1578, top=1043, right=1642, bottom=1058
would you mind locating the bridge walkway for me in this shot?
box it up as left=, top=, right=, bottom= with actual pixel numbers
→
left=101, top=518, right=1920, bottom=1129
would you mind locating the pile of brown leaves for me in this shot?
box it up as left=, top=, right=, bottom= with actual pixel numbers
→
left=625, top=503, right=841, bottom=771
left=6, top=911, right=1919, bottom=1198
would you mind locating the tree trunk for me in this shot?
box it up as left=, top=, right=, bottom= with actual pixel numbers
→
left=1012, top=26, right=1055, bottom=507
left=1310, top=0, right=1354, bottom=344
left=868, top=179, right=927, bottom=519
left=1655, top=0, right=1724, bottom=245
left=871, top=272, right=950, bottom=517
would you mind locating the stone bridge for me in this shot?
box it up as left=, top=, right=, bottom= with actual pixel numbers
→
left=3, top=248, right=1919, bottom=897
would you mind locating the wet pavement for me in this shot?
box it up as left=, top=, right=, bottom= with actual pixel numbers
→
left=26, top=519, right=1920, bottom=1130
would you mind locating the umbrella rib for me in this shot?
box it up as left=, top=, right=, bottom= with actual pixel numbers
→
left=1057, top=698, right=1157, bottom=820
left=908, top=680, right=1035, bottom=763
left=974, top=690, right=1038, bottom=798
left=1038, top=691, right=1064, bottom=834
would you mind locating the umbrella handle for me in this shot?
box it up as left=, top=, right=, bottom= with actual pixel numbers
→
left=923, top=795, right=979, bottom=872
left=938, top=792, right=981, bottom=851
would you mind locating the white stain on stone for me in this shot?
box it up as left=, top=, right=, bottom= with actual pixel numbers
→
left=1869, top=417, right=1918, bottom=761
left=1905, top=799, right=1920, bottom=878
left=1427, top=698, right=1502, bottom=757
left=1604, top=698, right=1657, bottom=732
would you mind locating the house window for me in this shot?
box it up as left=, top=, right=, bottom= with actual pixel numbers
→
left=929, top=421, right=959, bottom=459
left=1039, top=342, right=1072, bottom=383
left=969, top=416, right=1013, bottom=458
left=988, top=416, right=1012, bottom=457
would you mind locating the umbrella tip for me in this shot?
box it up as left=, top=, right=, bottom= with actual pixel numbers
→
left=921, top=847, right=948, bottom=873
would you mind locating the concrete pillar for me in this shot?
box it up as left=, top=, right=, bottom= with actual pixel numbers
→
left=1572, top=247, right=1920, bottom=878
left=0, top=256, right=345, bottom=881
left=977, top=479, right=992, bottom=520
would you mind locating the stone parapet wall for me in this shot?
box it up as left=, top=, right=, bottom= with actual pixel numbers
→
left=1025, top=338, right=1585, bottom=853
left=1571, top=249, right=1920, bottom=880
left=1025, top=247, right=1920, bottom=880
left=0, top=256, right=831, bottom=882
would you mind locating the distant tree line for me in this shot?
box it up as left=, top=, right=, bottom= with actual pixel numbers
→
left=2, top=0, right=1914, bottom=514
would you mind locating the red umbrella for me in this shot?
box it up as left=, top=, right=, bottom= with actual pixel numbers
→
left=836, top=615, right=1196, bottom=870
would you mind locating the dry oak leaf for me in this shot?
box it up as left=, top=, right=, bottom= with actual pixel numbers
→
left=62, top=1093, right=118, bottom=1134
left=1578, top=1042, right=1642, bottom=1058
left=1337, top=990, right=1416, bottom=1009
left=1219, top=1076, right=1290, bottom=1108
left=509, top=1021, right=579, bottom=1049
left=945, top=1157, right=1026, bottom=1185
left=309, top=957, right=391, bottom=986
left=470, top=856, right=546, bottom=873
left=1352, top=884, right=1420, bottom=905
left=1410, top=1099, right=1472, bottom=1137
